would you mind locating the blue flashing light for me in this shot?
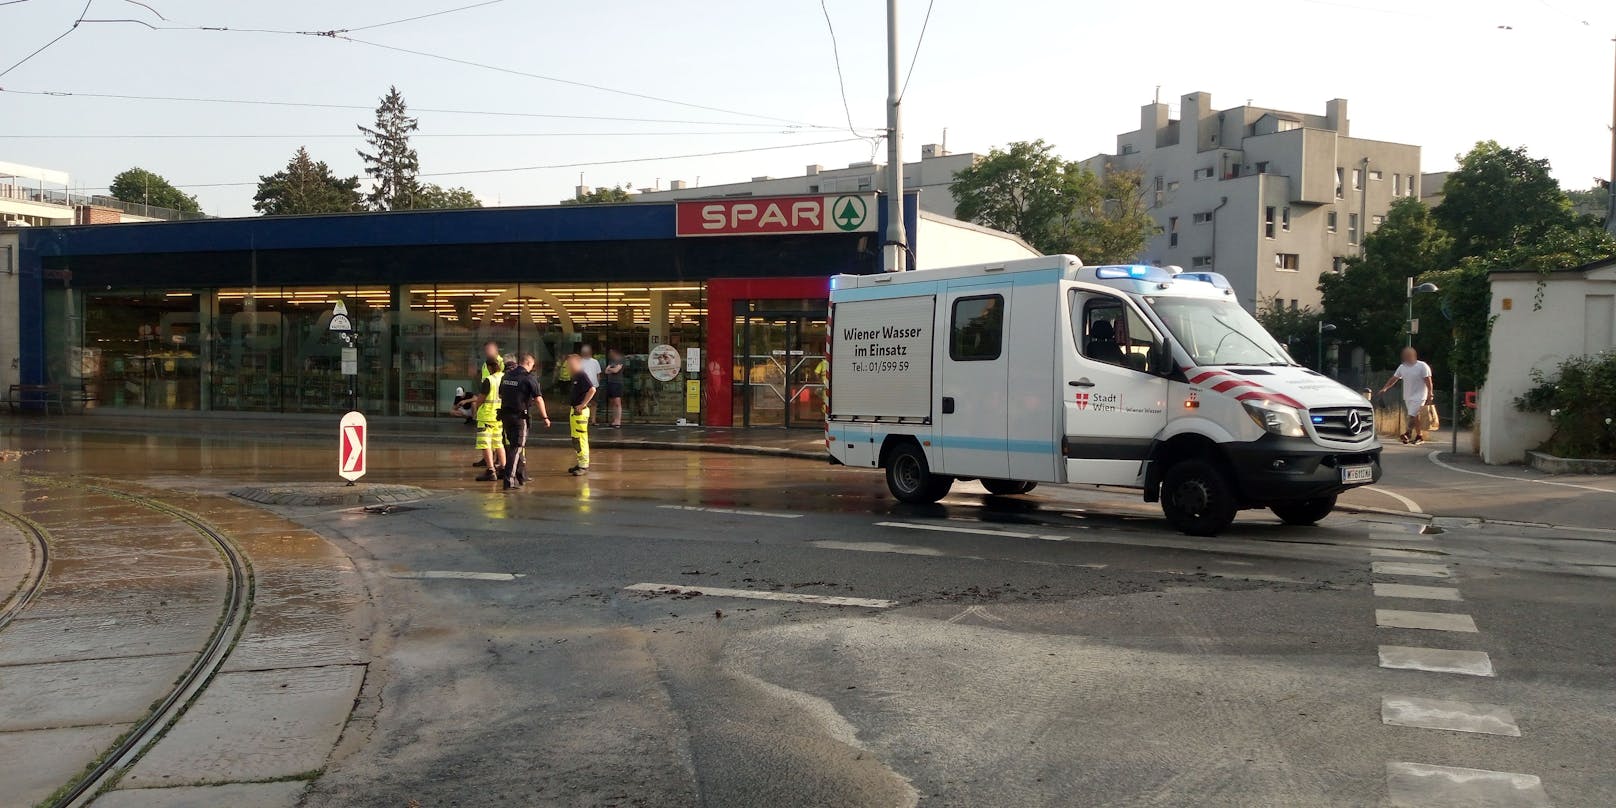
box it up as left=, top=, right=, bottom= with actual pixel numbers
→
left=1176, top=271, right=1234, bottom=290
left=1093, top=264, right=1171, bottom=282
left=1311, top=416, right=1326, bottom=423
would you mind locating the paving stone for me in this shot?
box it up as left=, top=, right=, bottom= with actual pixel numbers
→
left=0, top=723, right=130, bottom=807
left=223, top=558, right=367, bottom=671
left=0, top=605, right=217, bottom=666
left=120, top=665, right=365, bottom=787
left=0, top=653, right=193, bottom=731
left=94, top=780, right=310, bottom=808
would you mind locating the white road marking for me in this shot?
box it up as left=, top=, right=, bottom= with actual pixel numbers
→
left=1373, top=561, right=1452, bottom=579
left=810, top=540, right=949, bottom=557
left=1370, top=548, right=1441, bottom=559
left=657, top=504, right=803, bottom=519
left=1429, top=449, right=1616, bottom=494
left=1381, top=696, right=1520, bottom=736
left=1374, top=582, right=1463, bottom=601
left=1370, top=531, right=1432, bottom=543
left=877, top=520, right=1069, bottom=541
left=946, top=604, right=1005, bottom=624
left=389, top=571, right=526, bottom=581
left=1385, top=762, right=1548, bottom=807
left=1363, top=485, right=1424, bottom=513
left=624, top=582, right=895, bottom=609
left=1378, top=645, right=1494, bottom=677
left=1376, top=609, right=1479, bottom=633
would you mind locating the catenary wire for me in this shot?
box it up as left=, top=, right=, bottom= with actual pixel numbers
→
left=0, top=0, right=94, bottom=79
left=817, top=0, right=862, bottom=139
left=341, top=0, right=506, bottom=33
left=67, top=136, right=869, bottom=190
left=900, top=0, right=936, bottom=99
left=0, top=130, right=806, bottom=139
left=0, top=88, right=848, bottom=129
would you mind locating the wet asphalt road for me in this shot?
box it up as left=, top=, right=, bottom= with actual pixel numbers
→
left=2, top=430, right=1614, bottom=807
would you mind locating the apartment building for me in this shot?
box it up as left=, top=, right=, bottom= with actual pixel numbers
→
left=628, top=144, right=977, bottom=218
left=1081, top=93, right=1420, bottom=311
left=1, top=160, right=203, bottom=227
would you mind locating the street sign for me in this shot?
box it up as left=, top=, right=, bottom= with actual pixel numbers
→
left=675, top=193, right=877, bottom=237
left=339, top=411, right=367, bottom=482
left=328, top=300, right=353, bottom=333
left=340, top=347, right=358, bottom=376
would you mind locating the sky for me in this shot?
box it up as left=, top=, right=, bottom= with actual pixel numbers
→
left=1, top=0, right=1612, bottom=218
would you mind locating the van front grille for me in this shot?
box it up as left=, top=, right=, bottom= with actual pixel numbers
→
left=1309, top=407, right=1375, bottom=442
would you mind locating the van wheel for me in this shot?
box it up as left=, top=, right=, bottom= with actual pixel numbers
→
left=1160, top=459, right=1238, bottom=536
left=1270, top=496, right=1337, bottom=526
left=886, top=444, right=952, bottom=504
left=982, top=479, right=1037, bottom=496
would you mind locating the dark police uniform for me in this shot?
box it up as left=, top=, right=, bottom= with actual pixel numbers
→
left=497, top=365, right=545, bottom=489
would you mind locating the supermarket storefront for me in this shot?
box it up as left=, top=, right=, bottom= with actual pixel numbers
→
left=14, top=194, right=907, bottom=426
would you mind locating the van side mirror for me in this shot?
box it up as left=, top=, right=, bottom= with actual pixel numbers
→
left=1148, top=343, right=1173, bottom=376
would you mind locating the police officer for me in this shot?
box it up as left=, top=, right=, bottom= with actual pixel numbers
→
left=497, top=353, right=549, bottom=490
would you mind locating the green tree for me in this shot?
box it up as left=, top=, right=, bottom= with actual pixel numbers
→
left=1429, top=225, right=1616, bottom=388
left=1566, top=184, right=1610, bottom=221
left=252, top=147, right=364, bottom=216
left=1433, top=141, right=1575, bottom=259
left=563, top=185, right=633, bottom=205
left=1256, top=296, right=1328, bottom=370
left=1320, top=198, right=1451, bottom=369
left=357, top=86, right=422, bottom=211
left=108, top=167, right=200, bottom=213
left=951, top=140, right=1156, bottom=262
left=415, top=184, right=482, bottom=209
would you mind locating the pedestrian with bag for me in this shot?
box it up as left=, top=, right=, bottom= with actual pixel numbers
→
left=1379, top=346, right=1435, bottom=445
left=565, top=353, right=597, bottom=476
left=497, top=353, right=549, bottom=491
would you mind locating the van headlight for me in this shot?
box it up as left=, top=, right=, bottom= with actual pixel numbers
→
left=1243, top=400, right=1307, bottom=438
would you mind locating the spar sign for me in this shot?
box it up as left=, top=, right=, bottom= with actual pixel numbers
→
left=676, top=193, right=875, bottom=237
left=339, top=411, right=367, bottom=482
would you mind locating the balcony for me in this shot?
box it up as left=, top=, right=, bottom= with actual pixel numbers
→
left=0, top=183, right=209, bottom=222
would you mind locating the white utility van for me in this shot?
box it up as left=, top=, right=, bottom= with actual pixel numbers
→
left=826, top=255, right=1381, bottom=535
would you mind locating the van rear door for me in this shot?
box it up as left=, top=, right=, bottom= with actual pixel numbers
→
left=938, top=282, right=1012, bottom=480
left=1062, top=287, right=1169, bottom=486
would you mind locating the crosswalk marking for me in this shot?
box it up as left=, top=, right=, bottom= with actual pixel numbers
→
left=624, top=582, right=895, bottom=609
left=1373, top=561, right=1452, bottom=578
left=1378, top=645, right=1494, bottom=677
left=657, top=505, right=803, bottom=519
left=876, top=521, right=1069, bottom=541
left=1381, top=696, right=1520, bottom=736
left=1385, top=762, right=1548, bottom=807
left=1376, top=609, right=1478, bottom=633
left=1374, top=582, right=1463, bottom=601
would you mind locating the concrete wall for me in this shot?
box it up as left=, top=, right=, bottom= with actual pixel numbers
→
left=914, top=212, right=1040, bottom=269
left=1481, top=266, right=1616, bottom=463
left=1082, top=91, right=1420, bottom=312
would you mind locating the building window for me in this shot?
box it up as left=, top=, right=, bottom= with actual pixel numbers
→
left=1192, top=211, right=1214, bottom=224
left=1194, top=166, right=1216, bottom=180
left=1166, top=180, right=1180, bottom=192
left=1264, top=206, right=1276, bottom=238
left=1275, top=253, right=1300, bottom=271
left=1348, top=213, right=1360, bottom=244
left=1192, top=256, right=1214, bottom=268
left=1154, top=176, right=1164, bottom=208
left=1168, top=216, right=1179, bottom=247
left=1327, top=211, right=1338, bottom=232
left=1369, top=169, right=1384, bottom=181
left=1407, top=175, right=1417, bottom=197
left=1289, top=299, right=1299, bottom=310
left=1277, top=119, right=1300, bottom=132
left=1256, top=161, right=1269, bottom=174
left=1335, top=168, right=1345, bottom=199
left=949, top=295, right=1004, bottom=361
left=1122, top=143, right=1137, bottom=155
left=1282, top=206, right=1292, bottom=232
left=1371, top=214, right=1385, bottom=228
left=1332, top=256, right=1346, bottom=273
left=1352, top=169, right=1363, bottom=190
left=807, top=184, right=819, bottom=193
left=1391, top=173, right=1402, bottom=196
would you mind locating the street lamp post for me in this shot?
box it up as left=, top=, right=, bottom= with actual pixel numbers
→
left=1317, top=321, right=1336, bottom=372
left=1406, top=278, right=1439, bottom=347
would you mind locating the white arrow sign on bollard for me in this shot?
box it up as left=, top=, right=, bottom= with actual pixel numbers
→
left=339, top=411, right=367, bottom=482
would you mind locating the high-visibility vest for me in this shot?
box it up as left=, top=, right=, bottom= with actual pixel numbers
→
left=476, top=371, right=503, bottom=422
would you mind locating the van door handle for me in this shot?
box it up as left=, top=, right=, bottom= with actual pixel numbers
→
left=941, top=397, right=955, bottom=414
left=1069, top=379, right=1095, bottom=388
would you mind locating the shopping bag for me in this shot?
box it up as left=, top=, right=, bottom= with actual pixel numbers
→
left=1421, top=403, right=1440, bottom=431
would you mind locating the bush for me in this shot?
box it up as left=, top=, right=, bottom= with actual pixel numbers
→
left=1514, top=352, right=1616, bottom=458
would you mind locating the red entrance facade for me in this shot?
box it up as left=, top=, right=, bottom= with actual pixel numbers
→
left=704, top=276, right=832, bottom=427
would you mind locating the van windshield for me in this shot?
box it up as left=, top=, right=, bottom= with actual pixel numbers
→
left=1146, top=296, right=1292, bottom=367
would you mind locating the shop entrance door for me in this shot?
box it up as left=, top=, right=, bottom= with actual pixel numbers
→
left=733, top=313, right=828, bottom=428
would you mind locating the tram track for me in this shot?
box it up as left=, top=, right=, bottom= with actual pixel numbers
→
left=0, top=508, right=49, bottom=632
left=24, top=482, right=255, bottom=808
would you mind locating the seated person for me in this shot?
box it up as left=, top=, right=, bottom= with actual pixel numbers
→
left=1085, top=319, right=1127, bottom=365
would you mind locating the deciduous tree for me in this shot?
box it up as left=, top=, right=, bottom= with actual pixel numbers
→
left=253, top=147, right=363, bottom=216
left=1434, top=141, right=1575, bottom=259
left=415, top=184, right=482, bottom=209
left=108, top=167, right=200, bottom=213
left=1320, top=198, right=1450, bottom=369
left=563, top=186, right=633, bottom=205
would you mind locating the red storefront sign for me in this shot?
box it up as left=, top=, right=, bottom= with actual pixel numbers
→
left=675, top=193, right=875, bottom=237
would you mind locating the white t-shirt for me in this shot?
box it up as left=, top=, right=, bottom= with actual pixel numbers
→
left=580, top=357, right=602, bottom=386
left=1393, top=360, right=1432, bottom=403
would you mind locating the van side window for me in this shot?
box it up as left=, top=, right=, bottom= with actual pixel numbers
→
left=1073, top=293, right=1158, bottom=373
left=949, top=295, right=1003, bottom=361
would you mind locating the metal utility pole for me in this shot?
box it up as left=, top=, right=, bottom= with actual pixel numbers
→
left=883, top=0, right=907, bottom=272
left=1607, top=36, right=1616, bottom=234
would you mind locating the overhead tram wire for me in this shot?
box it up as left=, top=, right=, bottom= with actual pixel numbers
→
left=900, top=0, right=937, bottom=100
left=817, top=0, right=864, bottom=141
left=0, top=88, right=831, bottom=129
left=0, top=130, right=811, bottom=139
left=64, top=136, right=870, bottom=191
left=0, top=0, right=94, bottom=79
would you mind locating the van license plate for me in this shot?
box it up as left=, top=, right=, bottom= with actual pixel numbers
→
left=1340, top=465, right=1374, bottom=484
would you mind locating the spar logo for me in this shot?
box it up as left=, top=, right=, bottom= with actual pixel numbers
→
left=832, top=195, right=868, bottom=231
left=1074, top=392, right=1090, bottom=409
